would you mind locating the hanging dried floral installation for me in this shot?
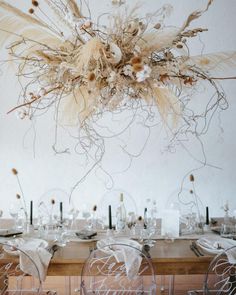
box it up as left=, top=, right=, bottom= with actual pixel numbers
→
left=0, top=0, right=235, bottom=195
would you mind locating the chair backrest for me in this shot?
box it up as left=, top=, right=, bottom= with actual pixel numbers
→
left=0, top=241, right=42, bottom=294
left=80, top=242, right=157, bottom=294
left=204, top=245, right=236, bottom=295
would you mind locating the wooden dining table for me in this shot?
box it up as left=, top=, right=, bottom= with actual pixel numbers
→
left=47, top=239, right=214, bottom=276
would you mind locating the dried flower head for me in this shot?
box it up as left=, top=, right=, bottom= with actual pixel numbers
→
left=32, top=1, right=39, bottom=7
left=16, top=193, right=21, bottom=199
left=12, top=168, right=18, bottom=175
left=28, top=8, right=34, bottom=14
left=189, top=174, right=195, bottom=182
left=88, top=72, right=96, bottom=82
left=51, top=198, right=55, bottom=205
left=131, top=56, right=142, bottom=65
left=93, top=205, right=97, bottom=211
left=132, top=63, right=143, bottom=72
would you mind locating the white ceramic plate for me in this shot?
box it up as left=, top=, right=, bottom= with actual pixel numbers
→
left=3, top=238, right=48, bottom=256
left=70, top=237, right=98, bottom=243
left=97, top=238, right=142, bottom=251
left=196, top=237, right=236, bottom=254
left=196, top=240, right=223, bottom=254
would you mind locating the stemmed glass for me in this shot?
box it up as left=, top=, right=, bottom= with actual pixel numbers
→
left=9, top=203, right=22, bottom=230
left=81, top=205, right=92, bottom=230
left=144, top=221, right=156, bottom=247
left=127, top=212, right=136, bottom=236
left=140, top=211, right=156, bottom=246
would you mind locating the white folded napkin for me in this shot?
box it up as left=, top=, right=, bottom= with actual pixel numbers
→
left=96, top=238, right=142, bottom=279
left=18, top=239, right=52, bottom=281
left=197, top=236, right=236, bottom=263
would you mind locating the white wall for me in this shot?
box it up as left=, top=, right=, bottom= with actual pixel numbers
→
left=0, top=0, right=236, bottom=219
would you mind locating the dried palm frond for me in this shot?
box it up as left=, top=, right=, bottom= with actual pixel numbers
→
left=181, top=0, right=213, bottom=31
left=0, top=1, right=48, bottom=29
left=0, top=17, right=61, bottom=48
left=138, top=27, right=180, bottom=54
left=182, top=51, right=236, bottom=76
left=60, top=86, right=99, bottom=125
left=152, top=87, right=181, bottom=128
left=74, top=37, right=105, bottom=72
left=67, top=0, right=83, bottom=18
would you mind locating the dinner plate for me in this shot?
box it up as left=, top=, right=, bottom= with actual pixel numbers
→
left=3, top=238, right=48, bottom=256
left=196, top=240, right=222, bottom=254
left=70, top=237, right=98, bottom=243
left=196, top=236, right=236, bottom=254
left=97, top=238, right=142, bottom=251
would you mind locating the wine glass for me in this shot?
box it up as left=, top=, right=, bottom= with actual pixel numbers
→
left=9, top=203, right=21, bottom=229
left=143, top=210, right=156, bottom=247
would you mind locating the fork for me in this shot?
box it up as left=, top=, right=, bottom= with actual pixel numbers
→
left=192, top=241, right=204, bottom=256
left=190, top=244, right=199, bottom=257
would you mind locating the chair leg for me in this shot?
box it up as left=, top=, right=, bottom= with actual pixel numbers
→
left=168, top=275, right=175, bottom=295
left=64, top=276, right=71, bottom=295
left=160, top=275, right=165, bottom=292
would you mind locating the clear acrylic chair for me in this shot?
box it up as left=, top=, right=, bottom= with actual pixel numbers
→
left=0, top=242, right=56, bottom=294
left=188, top=245, right=236, bottom=295
left=80, top=242, right=157, bottom=294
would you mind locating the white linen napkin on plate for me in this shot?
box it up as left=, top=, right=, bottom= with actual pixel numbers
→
left=96, top=237, right=143, bottom=279
left=197, top=235, right=236, bottom=263
left=18, top=239, right=52, bottom=281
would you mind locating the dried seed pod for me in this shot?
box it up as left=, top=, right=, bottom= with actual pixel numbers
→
left=12, top=168, right=18, bottom=175
left=154, top=23, right=161, bottom=30
left=51, top=198, right=55, bottom=205
left=189, top=189, right=194, bottom=194
left=28, top=8, right=34, bottom=14
left=88, top=72, right=96, bottom=82
left=189, top=174, right=194, bottom=182
left=32, top=1, right=39, bottom=7
left=138, top=216, right=142, bottom=221
left=176, top=43, right=183, bottom=49
left=16, top=194, right=21, bottom=199
left=93, top=205, right=97, bottom=211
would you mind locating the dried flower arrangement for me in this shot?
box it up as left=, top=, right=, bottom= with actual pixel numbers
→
left=1, top=0, right=235, bottom=194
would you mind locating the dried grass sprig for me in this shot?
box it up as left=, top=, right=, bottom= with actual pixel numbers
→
left=11, top=168, right=28, bottom=219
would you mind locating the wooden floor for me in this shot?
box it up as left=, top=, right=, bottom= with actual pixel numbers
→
left=40, top=275, right=205, bottom=294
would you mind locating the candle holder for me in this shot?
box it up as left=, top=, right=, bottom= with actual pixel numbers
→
left=106, top=228, right=114, bottom=237
left=24, top=222, right=35, bottom=237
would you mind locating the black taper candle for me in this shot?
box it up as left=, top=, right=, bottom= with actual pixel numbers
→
left=30, top=200, right=33, bottom=225
left=60, top=202, right=63, bottom=223
left=108, top=205, right=112, bottom=230
left=144, top=207, right=147, bottom=229
left=206, top=206, right=209, bottom=225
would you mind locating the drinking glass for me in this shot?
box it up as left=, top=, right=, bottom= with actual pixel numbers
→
left=82, top=205, right=92, bottom=230
left=9, top=203, right=21, bottom=229
left=220, top=224, right=234, bottom=239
